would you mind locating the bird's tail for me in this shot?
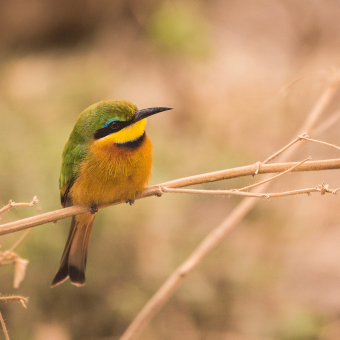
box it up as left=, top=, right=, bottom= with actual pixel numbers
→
left=51, top=212, right=95, bottom=287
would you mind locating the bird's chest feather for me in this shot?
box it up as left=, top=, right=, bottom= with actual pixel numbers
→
left=70, top=135, right=153, bottom=206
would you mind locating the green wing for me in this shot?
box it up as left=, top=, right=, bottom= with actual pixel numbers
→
left=59, top=128, right=88, bottom=207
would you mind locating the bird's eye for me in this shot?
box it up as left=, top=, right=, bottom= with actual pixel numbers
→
left=110, top=121, right=119, bottom=129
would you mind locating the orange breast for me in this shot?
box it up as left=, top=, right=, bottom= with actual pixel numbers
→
left=70, top=135, right=153, bottom=206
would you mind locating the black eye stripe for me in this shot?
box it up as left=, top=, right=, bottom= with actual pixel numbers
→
left=110, top=121, right=119, bottom=128
left=94, top=120, right=130, bottom=140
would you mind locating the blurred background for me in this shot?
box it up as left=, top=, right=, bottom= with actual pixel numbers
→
left=1, top=0, right=340, bottom=339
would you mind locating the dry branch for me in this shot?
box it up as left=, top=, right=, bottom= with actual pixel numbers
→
left=161, top=184, right=337, bottom=199
left=301, top=135, right=340, bottom=151
left=0, top=196, right=38, bottom=216
left=0, top=295, right=28, bottom=340
left=0, top=296, right=28, bottom=309
left=1, top=158, right=340, bottom=237
left=0, top=312, right=10, bottom=340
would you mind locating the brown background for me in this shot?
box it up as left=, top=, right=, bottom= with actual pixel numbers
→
left=1, top=1, right=340, bottom=339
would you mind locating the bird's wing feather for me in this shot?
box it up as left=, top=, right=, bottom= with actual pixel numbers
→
left=60, top=141, right=87, bottom=207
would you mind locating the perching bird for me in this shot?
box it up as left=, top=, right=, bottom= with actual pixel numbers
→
left=51, top=100, right=172, bottom=287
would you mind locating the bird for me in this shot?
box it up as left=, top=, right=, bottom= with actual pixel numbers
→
left=51, top=100, right=172, bottom=287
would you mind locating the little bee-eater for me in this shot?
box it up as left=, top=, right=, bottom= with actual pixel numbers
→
left=51, top=100, right=172, bottom=287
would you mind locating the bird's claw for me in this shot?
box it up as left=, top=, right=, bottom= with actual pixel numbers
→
left=90, top=204, right=98, bottom=214
left=126, top=199, right=135, bottom=205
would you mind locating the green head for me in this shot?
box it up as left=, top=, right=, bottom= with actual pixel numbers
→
left=70, top=100, right=172, bottom=144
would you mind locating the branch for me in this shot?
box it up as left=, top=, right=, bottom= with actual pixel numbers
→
left=0, top=196, right=38, bottom=216
left=1, top=158, right=340, bottom=236
left=0, top=296, right=28, bottom=309
left=0, top=312, right=10, bottom=340
left=154, top=158, right=340, bottom=189
left=300, top=135, right=340, bottom=151
left=0, top=295, right=28, bottom=340
left=160, top=183, right=336, bottom=199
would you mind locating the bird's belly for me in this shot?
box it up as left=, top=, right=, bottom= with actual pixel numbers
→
left=70, top=136, right=152, bottom=206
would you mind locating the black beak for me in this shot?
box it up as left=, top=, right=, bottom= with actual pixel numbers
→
left=133, top=107, right=173, bottom=124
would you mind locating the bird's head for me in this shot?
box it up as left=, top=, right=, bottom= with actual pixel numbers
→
left=78, top=100, right=172, bottom=145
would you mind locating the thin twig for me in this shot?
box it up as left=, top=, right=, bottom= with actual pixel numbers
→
left=262, top=134, right=308, bottom=164
left=0, top=196, right=38, bottom=216
left=161, top=185, right=330, bottom=199
left=301, top=136, right=340, bottom=151
left=0, top=295, right=28, bottom=309
left=0, top=312, right=10, bottom=340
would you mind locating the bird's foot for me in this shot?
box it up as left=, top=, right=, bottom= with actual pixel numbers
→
left=90, top=204, right=98, bottom=214
left=126, top=199, right=135, bottom=206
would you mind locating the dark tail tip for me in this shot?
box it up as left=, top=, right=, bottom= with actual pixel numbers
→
left=51, top=265, right=86, bottom=288
left=51, top=265, right=69, bottom=288
left=69, top=265, right=86, bottom=287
